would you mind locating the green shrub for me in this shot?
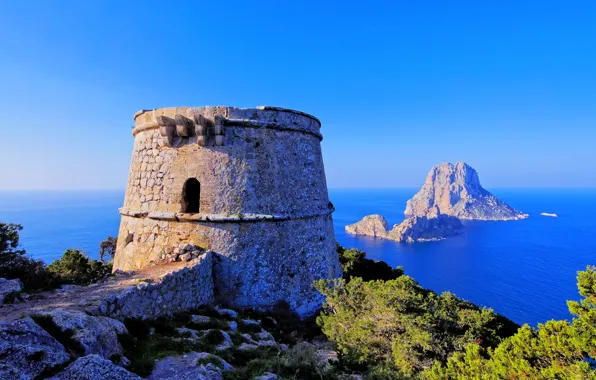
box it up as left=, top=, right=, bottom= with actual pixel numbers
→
left=315, top=275, right=518, bottom=376
left=0, top=222, right=60, bottom=291
left=47, top=249, right=111, bottom=285
left=426, top=266, right=596, bottom=379
left=337, top=244, right=403, bottom=281
left=224, top=342, right=338, bottom=380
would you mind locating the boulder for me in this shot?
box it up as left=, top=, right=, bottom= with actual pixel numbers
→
left=0, top=316, right=70, bottom=379
left=49, top=354, right=141, bottom=380
left=0, top=277, right=23, bottom=303
left=255, top=373, right=278, bottom=380
left=405, top=162, right=528, bottom=220
left=148, top=352, right=231, bottom=380
left=215, top=307, right=238, bottom=319
left=38, top=309, right=127, bottom=358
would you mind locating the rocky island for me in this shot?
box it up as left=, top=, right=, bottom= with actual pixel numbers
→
left=346, top=162, right=528, bottom=243
left=345, top=210, right=463, bottom=243
left=405, top=162, right=528, bottom=221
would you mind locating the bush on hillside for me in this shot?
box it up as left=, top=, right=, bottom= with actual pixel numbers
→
left=0, top=222, right=60, bottom=290
left=336, top=243, right=403, bottom=281
left=47, top=249, right=111, bottom=285
left=315, top=275, right=518, bottom=376
left=1, top=222, right=113, bottom=293
left=426, top=266, right=596, bottom=379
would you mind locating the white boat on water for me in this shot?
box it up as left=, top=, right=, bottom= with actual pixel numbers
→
left=540, top=212, right=558, bottom=217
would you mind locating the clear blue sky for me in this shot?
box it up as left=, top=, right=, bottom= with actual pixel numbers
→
left=1, top=1, right=594, bottom=189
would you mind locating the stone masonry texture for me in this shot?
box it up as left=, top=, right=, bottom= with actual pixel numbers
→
left=113, top=106, right=342, bottom=317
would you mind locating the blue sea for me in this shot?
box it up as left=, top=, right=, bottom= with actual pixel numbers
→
left=0, top=188, right=595, bottom=326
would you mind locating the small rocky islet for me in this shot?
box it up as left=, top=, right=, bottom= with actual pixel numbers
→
left=346, top=161, right=528, bottom=242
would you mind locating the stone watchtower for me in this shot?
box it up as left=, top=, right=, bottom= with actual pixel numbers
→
left=113, top=106, right=341, bottom=316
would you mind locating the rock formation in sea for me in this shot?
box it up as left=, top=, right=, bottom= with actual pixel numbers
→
left=405, top=162, right=528, bottom=221
left=345, top=211, right=463, bottom=243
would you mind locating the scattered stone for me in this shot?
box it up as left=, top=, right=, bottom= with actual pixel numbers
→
left=255, top=330, right=274, bottom=341
left=216, top=307, right=238, bottom=319
left=255, top=372, right=278, bottom=380
left=148, top=351, right=229, bottom=380
left=38, top=309, right=128, bottom=358
left=215, top=330, right=233, bottom=351
left=0, top=316, right=70, bottom=379
left=49, top=354, right=141, bottom=380
left=119, top=356, right=131, bottom=367
left=238, top=342, right=259, bottom=351
left=182, top=243, right=194, bottom=252
left=175, top=327, right=202, bottom=341
left=0, top=277, right=22, bottom=303
left=240, top=318, right=259, bottom=326
left=227, top=321, right=238, bottom=331
left=179, top=253, right=192, bottom=262
left=191, top=315, right=210, bottom=324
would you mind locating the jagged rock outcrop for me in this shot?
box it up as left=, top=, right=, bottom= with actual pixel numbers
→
left=49, top=355, right=141, bottom=380
left=0, top=316, right=71, bottom=379
left=38, top=309, right=127, bottom=359
left=0, top=277, right=23, bottom=303
left=345, top=213, right=463, bottom=243
left=405, top=162, right=528, bottom=220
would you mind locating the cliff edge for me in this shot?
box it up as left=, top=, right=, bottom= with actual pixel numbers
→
left=405, top=162, right=528, bottom=221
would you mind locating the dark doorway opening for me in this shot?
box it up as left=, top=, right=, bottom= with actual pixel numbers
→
left=183, top=178, right=201, bottom=213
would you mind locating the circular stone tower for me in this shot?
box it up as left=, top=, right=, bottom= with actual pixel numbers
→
left=113, top=106, right=342, bottom=316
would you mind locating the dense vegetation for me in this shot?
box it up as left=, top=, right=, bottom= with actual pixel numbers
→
left=317, top=245, right=596, bottom=378
left=0, top=222, right=115, bottom=294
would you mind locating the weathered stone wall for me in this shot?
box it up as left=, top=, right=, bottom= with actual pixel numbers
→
left=113, top=106, right=341, bottom=317
left=99, top=253, right=214, bottom=320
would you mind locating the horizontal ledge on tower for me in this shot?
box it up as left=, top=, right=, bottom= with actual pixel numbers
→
left=118, top=208, right=335, bottom=223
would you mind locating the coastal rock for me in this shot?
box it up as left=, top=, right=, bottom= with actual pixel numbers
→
left=345, top=214, right=389, bottom=238
left=405, top=162, right=528, bottom=220
left=387, top=214, right=463, bottom=242
left=346, top=212, right=463, bottom=243
left=0, top=316, right=71, bottom=379
left=49, top=354, right=141, bottom=380
left=38, top=309, right=128, bottom=358
left=0, top=277, right=22, bottom=303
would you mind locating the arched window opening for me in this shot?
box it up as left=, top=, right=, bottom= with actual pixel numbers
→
left=183, top=178, right=201, bottom=213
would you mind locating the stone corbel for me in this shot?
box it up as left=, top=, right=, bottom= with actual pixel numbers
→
left=193, top=113, right=215, bottom=147
left=156, top=116, right=176, bottom=146
left=175, top=115, right=193, bottom=137
left=214, top=115, right=225, bottom=146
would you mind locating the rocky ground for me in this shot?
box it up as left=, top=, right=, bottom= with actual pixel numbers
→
left=0, top=301, right=353, bottom=379
left=0, top=261, right=191, bottom=321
